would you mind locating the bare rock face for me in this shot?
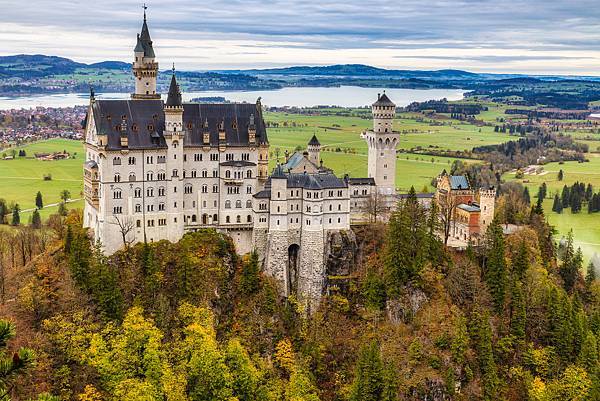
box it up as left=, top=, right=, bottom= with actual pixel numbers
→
left=410, top=378, right=449, bottom=401
left=324, top=230, right=358, bottom=294
left=386, top=286, right=429, bottom=324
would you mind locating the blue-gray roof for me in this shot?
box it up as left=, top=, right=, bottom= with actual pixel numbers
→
left=281, top=152, right=305, bottom=170
left=457, top=203, right=480, bottom=212
left=450, top=175, right=470, bottom=190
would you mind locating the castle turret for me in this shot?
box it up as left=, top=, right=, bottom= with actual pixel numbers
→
left=132, top=7, right=160, bottom=100
left=364, top=92, right=400, bottom=195
left=478, top=187, right=496, bottom=232
left=307, top=134, right=321, bottom=166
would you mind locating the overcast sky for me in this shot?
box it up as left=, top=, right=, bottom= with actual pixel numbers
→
left=0, top=0, right=599, bottom=75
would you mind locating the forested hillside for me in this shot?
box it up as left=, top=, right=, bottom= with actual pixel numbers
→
left=0, top=188, right=598, bottom=400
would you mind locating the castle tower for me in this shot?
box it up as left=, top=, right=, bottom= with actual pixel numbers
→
left=364, top=92, right=400, bottom=195
left=478, top=187, right=496, bottom=233
left=132, top=7, right=160, bottom=100
left=163, top=67, right=185, bottom=241
left=307, top=134, right=321, bottom=166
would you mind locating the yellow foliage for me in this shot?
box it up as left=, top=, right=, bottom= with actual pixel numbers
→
left=275, top=338, right=295, bottom=373
left=78, top=385, right=103, bottom=401
left=528, top=377, right=548, bottom=401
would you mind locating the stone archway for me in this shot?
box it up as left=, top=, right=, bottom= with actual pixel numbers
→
left=288, top=244, right=300, bottom=295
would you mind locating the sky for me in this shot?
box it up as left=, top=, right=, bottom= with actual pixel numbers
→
left=0, top=0, right=599, bottom=75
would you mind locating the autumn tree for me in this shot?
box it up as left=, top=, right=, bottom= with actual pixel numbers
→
left=0, top=319, right=36, bottom=400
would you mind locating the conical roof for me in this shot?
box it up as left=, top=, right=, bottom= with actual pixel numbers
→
left=373, top=92, right=395, bottom=107
left=308, top=134, right=320, bottom=146
left=138, top=11, right=155, bottom=58
left=166, top=70, right=182, bottom=107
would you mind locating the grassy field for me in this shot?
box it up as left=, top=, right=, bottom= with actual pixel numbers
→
left=0, top=139, right=84, bottom=222
left=504, top=154, right=600, bottom=262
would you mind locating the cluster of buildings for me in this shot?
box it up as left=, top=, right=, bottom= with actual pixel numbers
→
left=83, top=11, right=495, bottom=303
left=0, top=106, right=85, bottom=149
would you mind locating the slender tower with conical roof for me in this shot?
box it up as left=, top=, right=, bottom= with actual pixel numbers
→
left=132, top=6, right=160, bottom=99
left=307, top=134, right=321, bottom=166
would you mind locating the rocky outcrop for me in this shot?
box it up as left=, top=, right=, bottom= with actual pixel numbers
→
left=324, top=230, right=358, bottom=294
left=386, top=285, right=429, bottom=324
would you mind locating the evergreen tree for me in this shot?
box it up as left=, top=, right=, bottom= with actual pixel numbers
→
left=537, top=183, right=547, bottom=201
left=35, top=191, right=43, bottom=209
left=0, top=320, right=36, bottom=399
left=11, top=204, right=20, bottom=226
left=561, top=185, right=571, bottom=208
left=0, top=199, right=6, bottom=224
left=558, top=169, right=564, bottom=181
left=585, top=262, right=596, bottom=287
left=512, top=241, right=529, bottom=280
left=58, top=202, right=67, bottom=216
left=552, top=194, right=563, bottom=213
left=523, top=187, right=531, bottom=205
left=578, top=331, right=599, bottom=372
left=585, top=184, right=593, bottom=202
left=559, top=231, right=581, bottom=293
left=240, top=251, right=260, bottom=295
left=510, top=280, right=526, bottom=341
left=31, top=209, right=42, bottom=229
left=571, top=191, right=582, bottom=213
left=485, top=218, right=507, bottom=313
left=349, top=341, right=393, bottom=401
left=470, top=310, right=499, bottom=401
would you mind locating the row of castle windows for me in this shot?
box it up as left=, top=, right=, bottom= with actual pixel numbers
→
left=113, top=153, right=252, bottom=166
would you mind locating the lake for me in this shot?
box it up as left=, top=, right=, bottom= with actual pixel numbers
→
left=0, top=86, right=465, bottom=109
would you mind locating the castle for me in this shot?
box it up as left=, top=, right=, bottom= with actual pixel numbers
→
left=82, top=10, right=494, bottom=304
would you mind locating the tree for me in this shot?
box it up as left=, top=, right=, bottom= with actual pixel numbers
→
left=362, top=191, right=388, bottom=223
left=558, top=169, right=564, bottom=181
left=57, top=202, right=67, bottom=217
left=585, top=262, right=596, bottom=287
left=0, top=319, right=36, bottom=400
left=484, top=218, right=507, bottom=313
left=561, top=185, right=571, bottom=208
left=523, top=187, right=531, bottom=205
left=0, top=199, right=7, bottom=224
left=35, top=191, right=43, bottom=210
left=470, top=310, right=499, bottom=401
left=512, top=240, right=529, bottom=280
left=559, top=231, right=582, bottom=293
left=552, top=194, right=563, bottom=213
left=437, top=189, right=459, bottom=246
left=110, top=215, right=136, bottom=249
left=31, top=209, right=42, bottom=229
left=510, top=280, right=526, bottom=341
left=240, top=251, right=260, bottom=295
left=349, top=341, right=394, bottom=401
left=11, top=204, right=20, bottom=226
left=59, top=189, right=71, bottom=202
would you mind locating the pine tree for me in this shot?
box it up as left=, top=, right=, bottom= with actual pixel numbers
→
left=470, top=310, right=499, bottom=401
left=0, top=320, right=36, bottom=399
left=523, top=187, right=531, bottom=205
left=510, top=280, right=526, bottom=341
left=31, top=209, right=42, bottom=229
left=578, top=331, right=599, bottom=372
left=552, top=194, right=563, bottom=213
left=559, top=231, right=582, bottom=293
left=512, top=241, right=529, bottom=280
left=561, top=185, right=571, bottom=208
left=11, top=204, right=20, bottom=226
left=0, top=199, right=7, bottom=224
left=240, top=250, right=260, bottom=295
left=585, top=262, right=596, bottom=286
left=35, top=191, right=43, bottom=209
left=571, top=191, right=582, bottom=213
left=485, top=218, right=507, bottom=313
left=558, top=169, right=564, bottom=181
left=349, top=341, right=394, bottom=401
left=585, top=184, right=593, bottom=202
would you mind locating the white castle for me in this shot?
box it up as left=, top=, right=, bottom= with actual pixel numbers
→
left=81, top=11, right=416, bottom=303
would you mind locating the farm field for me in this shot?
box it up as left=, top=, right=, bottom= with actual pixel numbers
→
left=504, top=154, right=600, bottom=262
left=0, top=139, right=84, bottom=222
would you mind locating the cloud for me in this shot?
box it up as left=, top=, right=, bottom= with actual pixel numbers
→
left=0, top=0, right=599, bottom=74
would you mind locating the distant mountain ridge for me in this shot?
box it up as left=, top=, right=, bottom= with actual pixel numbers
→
left=0, top=54, right=129, bottom=78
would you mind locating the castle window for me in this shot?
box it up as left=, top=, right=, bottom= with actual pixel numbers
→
left=213, top=185, right=219, bottom=193
left=226, top=216, right=231, bottom=223
left=187, top=122, right=193, bottom=130
left=113, top=190, right=122, bottom=199
left=338, top=204, right=341, bottom=211
left=184, top=184, right=193, bottom=194
left=132, top=124, right=138, bottom=132
left=114, top=174, right=121, bottom=183
left=158, top=172, right=165, bottom=180
left=329, top=218, right=331, bottom=224
left=329, top=205, right=332, bottom=211
left=136, top=220, right=141, bottom=227
left=129, top=173, right=136, bottom=182
left=236, top=215, right=241, bottom=223
left=202, top=169, right=208, bottom=178
left=159, top=203, right=165, bottom=211
left=172, top=169, right=178, bottom=177
left=158, top=187, right=165, bottom=196
left=147, top=204, right=154, bottom=212
left=157, top=155, right=166, bottom=164
left=147, top=123, right=154, bottom=131
left=247, top=186, right=252, bottom=194
left=147, top=172, right=153, bottom=181
left=225, top=170, right=231, bottom=178
left=183, top=154, right=187, bottom=162
left=135, top=204, right=141, bottom=213
left=236, top=200, right=242, bottom=209
left=213, top=170, right=218, bottom=178
left=246, top=200, right=252, bottom=208
left=247, top=215, right=252, bottom=223
left=225, top=200, right=231, bottom=209
left=246, top=170, right=252, bottom=178
left=113, top=206, right=123, bottom=214
left=147, top=187, right=154, bottom=197
left=134, top=188, right=142, bottom=198
left=191, top=169, right=197, bottom=178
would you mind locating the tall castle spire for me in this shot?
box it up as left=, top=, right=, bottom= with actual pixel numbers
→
left=132, top=5, right=160, bottom=100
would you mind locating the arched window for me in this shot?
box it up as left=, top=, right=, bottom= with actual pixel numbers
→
left=191, top=215, right=197, bottom=222
left=114, top=173, right=121, bottom=182
left=213, top=214, right=218, bottom=223
left=158, top=187, right=165, bottom=196
left=246, top=200, right=252, bottom=208
left=236, top=215, right=241, bottom=223
left=235, top=200, right=242, bottom=208
left=113, top=157, right=121, bottom=165
left=246, top=170, right=252, bottom=178
left=134, top=188, right=142, bottom=198
left=226, top=216, right=231, bottom=223
left=184, top=184, right=192, bottom=194
left=129, top=173, right=136, bottom=181
left=191, top=169, right=197, bottom=178
left=172, top=169, right=178, bottom=177
left=113, top=189, right=122, bottom=199
left=225, top=200, right=231, bottom=209
left=202, top=169, right=208, bottom=178
left=247, top=215, right=252, bottom=222
left=135, top=204, right=141, bottom=212
left=225, top=170, right=231, bottom=178
left=147, top=187, right=154, bottom=197
left=202, top=185, right=208, bottom=193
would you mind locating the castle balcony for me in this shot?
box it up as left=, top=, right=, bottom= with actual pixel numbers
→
left=224, top=178, right=244, bottom=185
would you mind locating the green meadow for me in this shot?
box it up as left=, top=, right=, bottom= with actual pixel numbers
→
left=0, top=139, right=84, bottom=222
left=504, top=154, right=600, bottom=262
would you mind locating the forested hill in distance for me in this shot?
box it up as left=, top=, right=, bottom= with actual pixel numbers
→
left=2, top=54, right=600, bottom=109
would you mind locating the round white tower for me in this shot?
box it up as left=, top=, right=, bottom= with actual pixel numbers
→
left=364, top=92, right=399, bottom=195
